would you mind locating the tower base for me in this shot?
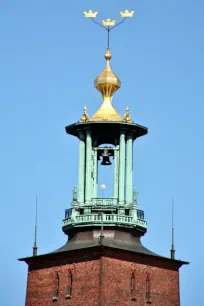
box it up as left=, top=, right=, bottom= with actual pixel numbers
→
left=20, top=236, right=187, bottom=306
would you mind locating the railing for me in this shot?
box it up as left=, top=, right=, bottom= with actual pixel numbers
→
left=137, top=209, right=144, bottom=220
left=62, top=213, right=147, bottom=228
left=65, top=208, right=72, bottom=219
left=65, top=207, right=145, bottom=221
left=75, top=214, right=133, bottom=223
left=91, top=198, right=118, bottom=206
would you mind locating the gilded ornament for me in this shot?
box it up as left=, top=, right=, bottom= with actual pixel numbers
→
left=102, top=18, right=116, bottom=27
left=83, top=10, right=98, bottom=18
left=120, top=10, right=134, bottom=18
left=90, top=48, right=122, bottom=122
left=122, top=106, right=133, bottom=123
left=79, top=106, right=89, bottom=122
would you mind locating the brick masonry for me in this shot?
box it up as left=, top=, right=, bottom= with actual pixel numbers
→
left=24, top=246, right=181, bottom=306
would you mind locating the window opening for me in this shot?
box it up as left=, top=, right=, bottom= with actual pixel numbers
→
left=52, top=272, right=59, bottom=302
left=146, top=273, right=151, bottom=304
left=66, top=270, right=73, bottom=299
left=131, top=271, right=136, bottom=301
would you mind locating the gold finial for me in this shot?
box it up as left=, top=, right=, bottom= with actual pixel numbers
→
left=104, top=48, right=112, bottom=60
left=122, top=106, right=133, bottom=123
left=79, top=106, right=89, bottom=122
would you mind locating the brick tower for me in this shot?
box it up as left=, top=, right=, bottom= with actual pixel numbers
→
left=20, top=10, right=188, bottom=306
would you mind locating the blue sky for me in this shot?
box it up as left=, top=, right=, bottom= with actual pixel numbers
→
left=1, top=1, right=203, bottom=305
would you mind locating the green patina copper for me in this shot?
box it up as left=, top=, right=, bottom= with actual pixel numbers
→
left=85, top=130, right=92, bottom=204
left=119, top=131, right=125, bottom=205
left=133, top=187, right=138, bottom=206
left=126, top=134, right=133, bottom=204
left=62, top=214, right=147, bottom=228
left=78, top=132, right=85, bottom=204
left=73, top=187, right=77, bottom=202
left=93, top=149, right=98, bottom=199
left=64, top=119, right=148, bottom=235
left=62, top=206, right=147, bottom=233
left=113, top=146, right=119, bottom=199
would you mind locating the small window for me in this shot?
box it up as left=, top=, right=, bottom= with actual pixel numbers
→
left=125, top=210, right=129, bottom=216
left=66, top=270, right=73, bottom=299
left=52, top=272, right=59, bottom=302
left=146, top=273, right=151, bottom=304
left=131, top=271, right=136, bottom=301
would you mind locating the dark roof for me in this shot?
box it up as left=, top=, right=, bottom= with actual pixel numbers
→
left=19, top=237, right=188, bottom=268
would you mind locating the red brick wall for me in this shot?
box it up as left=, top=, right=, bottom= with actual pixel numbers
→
left=101, top=257, right=180, bottom=306
left=26, top=260, right=100, bottom=306
left=25, top=251, right=180, bottom=306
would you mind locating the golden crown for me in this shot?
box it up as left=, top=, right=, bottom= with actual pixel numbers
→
left=83, top=10, right=98, bottom=18
left=102, top=18, right=116, bottom=27
left=120, top=10, right=134, bottom=18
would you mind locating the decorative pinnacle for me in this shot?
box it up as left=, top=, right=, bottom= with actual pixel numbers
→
left=170, top=199, right=175, bottom=260
left=133, top=188, right=139, bottom=206
left=73, top=187, right=77, bottom=202
left=122, top=105, right=133, bottom=123
left=33, top=196, right=38, bottom=257
left=79, top=105, right=89, bottom=122
left=83, top=9, right=134, bottom=48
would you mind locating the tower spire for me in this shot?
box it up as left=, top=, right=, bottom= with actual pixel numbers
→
left=83, top=9, right=134, bottom=122
left=170, top=199, right=175, bottom=259
left=33, top=196, right=38, bottom=257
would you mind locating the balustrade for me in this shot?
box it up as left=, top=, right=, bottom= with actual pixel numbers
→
left=62, top=213, right=147, bottom=228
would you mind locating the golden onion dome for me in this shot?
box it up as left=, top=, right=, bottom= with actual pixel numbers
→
left=90, top=48, right=122, bottom=122
left=94, top=48, right=121, bottom=96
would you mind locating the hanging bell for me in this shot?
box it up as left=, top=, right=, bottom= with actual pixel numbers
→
left=101, top=149, right=111, bottom=166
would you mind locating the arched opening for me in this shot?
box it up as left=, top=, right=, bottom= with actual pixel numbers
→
left=131, top=271, right=136, bottom=301
left=146, top=273, right=151, bottom=304
left=52, top=272, right=59, bottom=302
left=66, top=270, right=73, bottom=299
left=97, top=144, right=115, bottom=198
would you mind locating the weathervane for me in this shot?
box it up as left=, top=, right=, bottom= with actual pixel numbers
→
left=83, top=9, right=134, bottom=48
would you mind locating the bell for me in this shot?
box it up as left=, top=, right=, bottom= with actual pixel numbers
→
left=101, top=149, right=111, bottom=166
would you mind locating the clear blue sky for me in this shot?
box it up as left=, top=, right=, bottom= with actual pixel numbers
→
left=1, top=1, right=203, bottom=305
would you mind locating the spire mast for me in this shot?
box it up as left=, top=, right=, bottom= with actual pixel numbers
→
left=170, top=199, right=175, bottom=260
left=33, top=196, right=38, bottom=257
